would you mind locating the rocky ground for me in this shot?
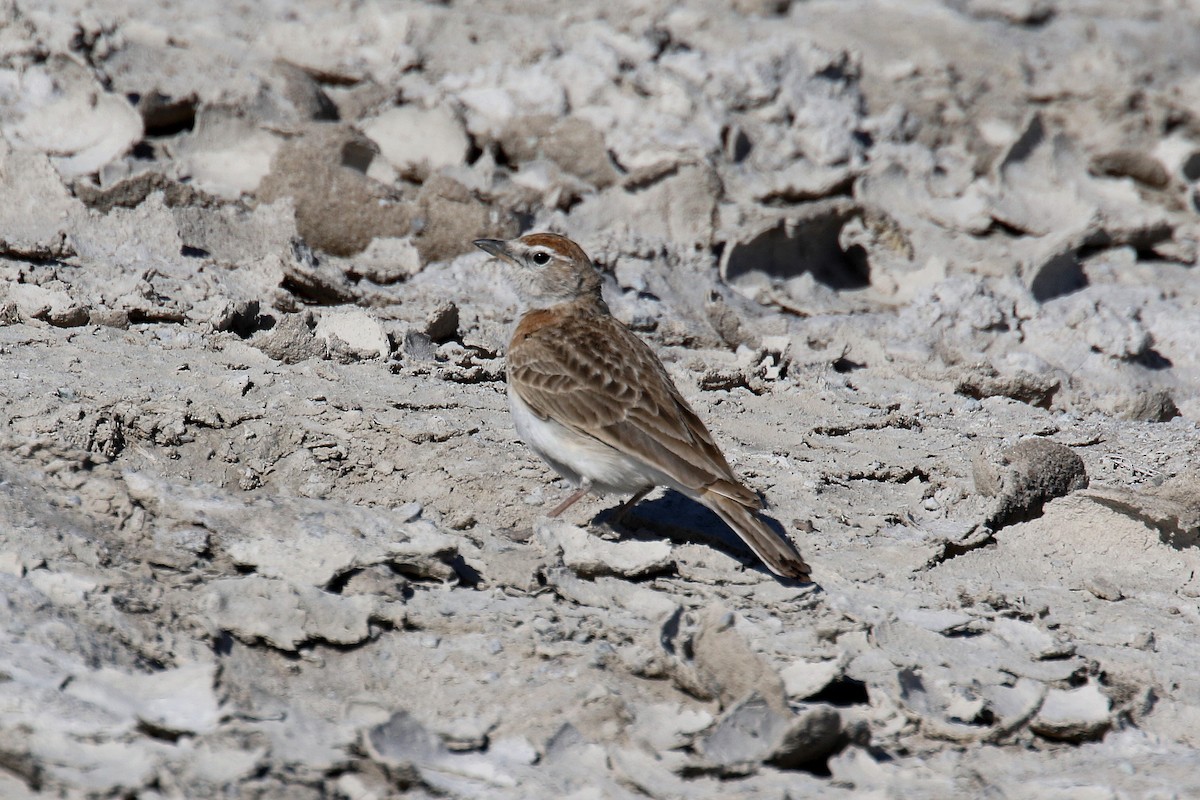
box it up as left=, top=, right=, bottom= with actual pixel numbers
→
left=2, top=0, right=1199, bottom=797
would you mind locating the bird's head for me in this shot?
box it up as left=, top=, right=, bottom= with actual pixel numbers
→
left=473, top=233, right=603, bottom=308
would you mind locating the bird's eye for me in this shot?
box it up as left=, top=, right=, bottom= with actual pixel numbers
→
left=531, top=251, right=550, bottom=266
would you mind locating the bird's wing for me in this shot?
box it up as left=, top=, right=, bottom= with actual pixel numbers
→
left=508, top=310, right=760, bottom=506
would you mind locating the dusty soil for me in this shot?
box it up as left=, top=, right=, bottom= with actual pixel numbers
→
left=2, top=0, right=1200, bottom=797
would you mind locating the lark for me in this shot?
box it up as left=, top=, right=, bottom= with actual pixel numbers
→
left=473, top=233, right=811, bottom=581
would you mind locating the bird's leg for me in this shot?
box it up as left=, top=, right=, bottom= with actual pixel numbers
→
left=548, top=479, right=593, bottom=518
left=611, top=486, right=652, bottom=525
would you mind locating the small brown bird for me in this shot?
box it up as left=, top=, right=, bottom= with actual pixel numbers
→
left=473, top=232, right=811, bottom=581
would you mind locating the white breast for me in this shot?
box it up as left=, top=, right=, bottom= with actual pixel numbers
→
left=508, top=388, right=656, bottom=495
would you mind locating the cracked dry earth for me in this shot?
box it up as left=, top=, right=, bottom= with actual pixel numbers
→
left=3, top=0, right=1200, bottom=798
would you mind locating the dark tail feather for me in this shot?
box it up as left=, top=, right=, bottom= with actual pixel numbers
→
left=703, top=492, right=812, bottom=581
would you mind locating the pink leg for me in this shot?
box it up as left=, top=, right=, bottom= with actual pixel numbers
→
left=549, top=482, right=592, bottom=518
left=612, top=487, right=652, bottom=523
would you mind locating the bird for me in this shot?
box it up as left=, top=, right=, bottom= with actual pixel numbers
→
left=472, top=232, right=811, bottom=581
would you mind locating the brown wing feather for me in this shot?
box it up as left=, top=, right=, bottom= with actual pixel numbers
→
left=508, top=308, right=759, bottom=506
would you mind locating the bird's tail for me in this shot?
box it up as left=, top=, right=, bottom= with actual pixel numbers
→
left=702, top=491, right=812, bottom=581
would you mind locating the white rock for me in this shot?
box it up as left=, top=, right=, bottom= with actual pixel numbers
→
left=1153, top=132, right=1197, bottom=177
left=180, top=741, right=266, bottom=784
left=780, top=659, right=841, bottom=700
left=349, top=236, right=424, bottom=283
left=488, top=736, right=539, bottom=766
left=828, top=746, right=892, bottom=791
left=0, top=551, right=25, bottom=576
left=965, top=0, right=1053, bottom=24
left=362, top=105, right=469, bottom=174
left=429, top=712, right=497, bottom=751
left=5, top=284, right=76, bottom=321
left=989, top=617, right=1065, bottom=660
left=543, top=568, right=678, bottom=621
left=366, top=711, right=518, bottom=792
left=26, top=568, right=99, bottom=606
left=570, top=164, right=719, bottom=248
left=537, top=520, right=673, bottom=578
left=176, top=107, right=280, bottom=198
left=125, top=471, right=457, bottom=587
left=897, top=608, right=975, bottom=634
left=253, top=710, right=357, bottom=771
left=614, top=582, right=680, bottom=620
left=315, top=307, right=390, bottom=359
left=0, top=770, right=36, bottom=800
left=260, top=8, right=418, bottom=85
left=456, top=87, right=516, bottom=135
left=980, top=678, right=1046, bottom=738
left=31, top=735, right=166, bottom=792
left=2, top=57, right=142, bottom=178
left=699, top=694, right=841, bottom=768
left=1081, top=302, right=1151, bottom=361
left=448, top=60, right=568, bottom=139
left=205, top=576, right=377, bottom=650
left=629, top=702, right=714, bottom=751
left=0, top=138, right=85, bottom=254
left=65, top=662, right=220, bottom=736
left=610, top=745, right=692, bottom=798
left=1032, top=683, right=1111, bottom=742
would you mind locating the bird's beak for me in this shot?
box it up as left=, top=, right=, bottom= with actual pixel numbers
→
left=473, top=238, right=518, bottom=265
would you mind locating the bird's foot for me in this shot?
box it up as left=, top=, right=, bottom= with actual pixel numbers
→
left=594, top=487, right=653, bottom=538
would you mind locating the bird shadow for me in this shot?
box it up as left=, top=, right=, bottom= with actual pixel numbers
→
left=588, top=489, right=814, bottom=586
